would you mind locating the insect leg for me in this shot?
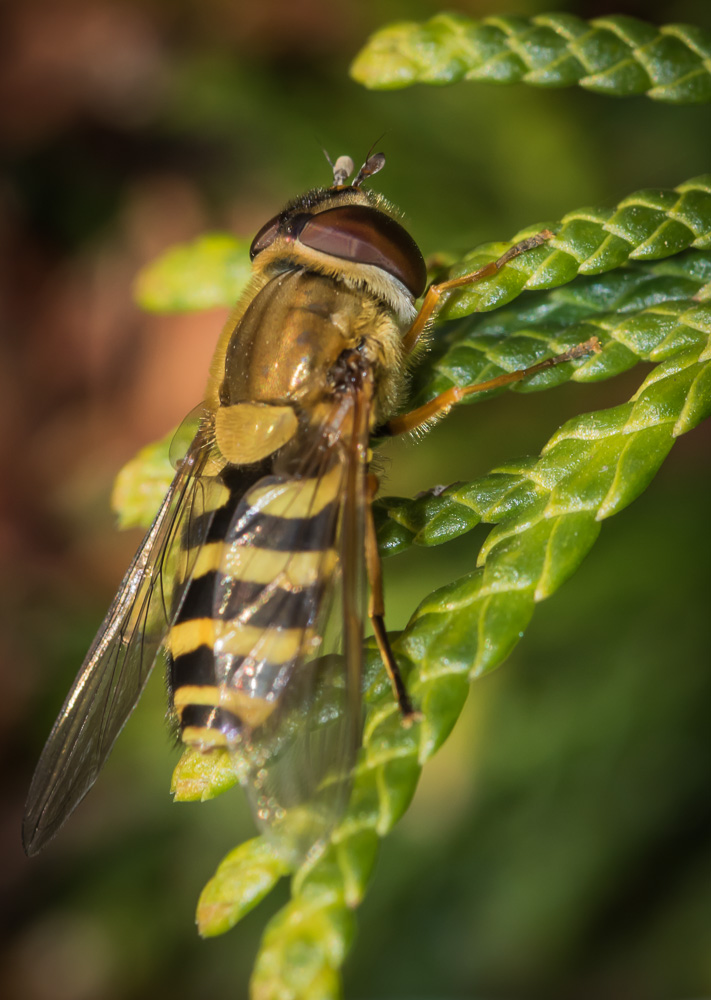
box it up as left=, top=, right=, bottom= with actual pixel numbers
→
left=365, top=473, right=418, bottom=724
left=403, top=230, right=553, bottom=356
left=383, top=337, right=601, bottom=437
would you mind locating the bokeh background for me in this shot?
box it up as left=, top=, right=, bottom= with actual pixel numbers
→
left=2, top=0, right=711, bottom=998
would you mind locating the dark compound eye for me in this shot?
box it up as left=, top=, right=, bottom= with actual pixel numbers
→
left=249, top=214, right=281, bottom=259
left=249, top=212, right=314, bottom=259
left=298, top=205, right=427, bottom=298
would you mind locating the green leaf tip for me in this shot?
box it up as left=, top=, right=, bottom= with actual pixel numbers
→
left=134, top=233, right=252, bottom=313
left=351, top=12, right=711, bottom=103
left=197, top=838, right=289, bottom=937
left=111, top=431, right=174, bottom=529
left=171, top=746, right=239, bottom=802
left=252, top=894, right=353, bottom=999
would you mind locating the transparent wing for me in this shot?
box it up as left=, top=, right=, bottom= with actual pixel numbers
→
left=215, top=391, right=369, bottom=864
left=169, top=402, right=205, bottom=469
left=23, top=425, right=220, bottom=855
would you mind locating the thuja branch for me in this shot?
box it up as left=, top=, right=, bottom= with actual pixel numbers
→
left=352, top=12, right=711, bottom=104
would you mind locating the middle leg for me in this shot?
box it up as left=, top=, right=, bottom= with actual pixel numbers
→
left=383, top=337, right=601, bottom=438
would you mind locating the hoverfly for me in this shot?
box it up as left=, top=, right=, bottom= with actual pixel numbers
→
left=23, top=151, right=597, bottom=863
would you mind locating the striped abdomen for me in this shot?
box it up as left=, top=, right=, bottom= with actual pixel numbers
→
left=167, top=462, right=342, bottom=749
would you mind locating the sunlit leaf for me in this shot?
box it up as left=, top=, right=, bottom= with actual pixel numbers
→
left=134, top=233, right=251, bottom=313
left=352, top=12, right=711, bottom=104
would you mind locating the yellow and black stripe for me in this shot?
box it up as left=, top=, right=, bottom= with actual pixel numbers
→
left=167, top=461, right=342, bottom=748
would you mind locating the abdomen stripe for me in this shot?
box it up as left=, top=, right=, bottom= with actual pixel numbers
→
left=169, top=456, right=339, bottom=748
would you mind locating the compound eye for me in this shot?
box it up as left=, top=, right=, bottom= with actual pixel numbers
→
left=250, top=215, right=281, bottom=259
left=299, top=205, right=427, bottom=298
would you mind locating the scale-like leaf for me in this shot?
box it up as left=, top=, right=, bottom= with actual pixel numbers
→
left=196, top=838, right=289, bottom=938
left=351, top=12, right=711, bottom=103
left=433, top=177, right=711, bottom=321
left=410, top=249, right=711, bottom=406
left=134, top=234, right=251, bottom=313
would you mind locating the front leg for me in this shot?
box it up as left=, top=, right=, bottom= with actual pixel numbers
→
left=402, top=230, right=553, bottom=356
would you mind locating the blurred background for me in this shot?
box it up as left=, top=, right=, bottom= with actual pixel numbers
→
left=2, top=0, right=711, bottom=997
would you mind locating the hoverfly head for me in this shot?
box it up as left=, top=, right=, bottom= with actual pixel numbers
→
left=250, top=148, right=425, bottom=299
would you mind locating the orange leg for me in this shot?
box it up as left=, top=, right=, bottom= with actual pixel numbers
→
left=365, top=473, right=418, bottom=723
left=403, top=229, right=553, bottom=356
left=384, top=337, right=601, bottom=437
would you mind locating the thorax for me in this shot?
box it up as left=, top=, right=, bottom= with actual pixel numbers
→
left=208, top=267, right=408, bottom=427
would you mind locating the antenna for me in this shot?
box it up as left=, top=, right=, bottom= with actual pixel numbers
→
left=323, top=149, right=354, bottom=187
left=353, top=152, right=386, bottom=188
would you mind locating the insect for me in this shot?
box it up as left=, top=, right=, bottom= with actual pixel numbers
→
left=23, top=151, right=598, bottom=863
